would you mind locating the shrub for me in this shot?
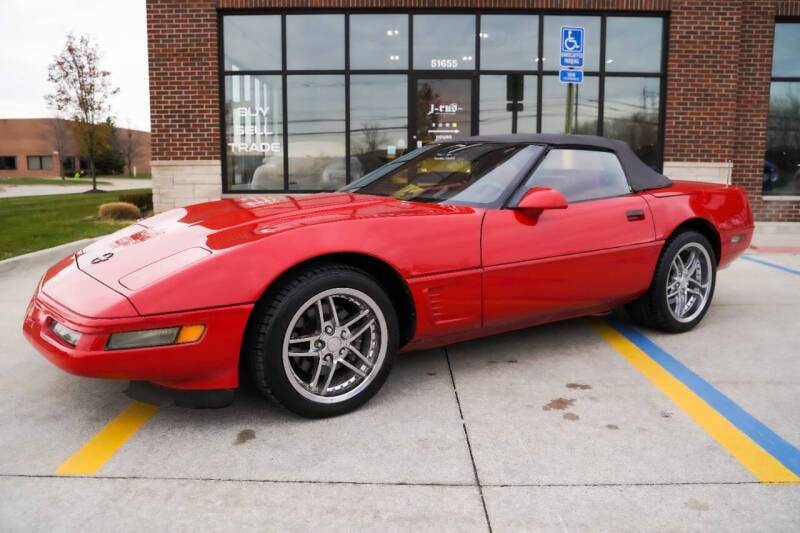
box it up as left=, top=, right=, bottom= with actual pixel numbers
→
left=99, top=202, right=141, bottom=221
left=118, top=191, right=153, bottom=213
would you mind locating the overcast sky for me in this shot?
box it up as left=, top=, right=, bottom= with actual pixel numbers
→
left=0, top=0, right=150, bottom=131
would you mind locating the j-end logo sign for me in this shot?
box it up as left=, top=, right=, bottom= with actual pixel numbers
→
left=427, top=102, right=462, bottom=116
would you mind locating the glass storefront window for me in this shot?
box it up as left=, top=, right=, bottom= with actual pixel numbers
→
left=772, top=23, right=800, bottom=77
left=225, top=75, right=284, bottom=191
left=223, top=15, right=282, bottom=71
left=765, top=23, right=800, bottom=196
left=287, top=75, right=346, bottom=190
left=286, top=15, right=345, bottom=70
left=350, top=14, right=408, bottom=69
left=350, top=75, right=408, bottom=175
left=479, top=75, right=537, bottom=134
left=541, top=76, right=599, bottom=134
left=479, top=15, right=538, bottom=70
left=765, top=82, right=800, bottom=196
left=413, top=15, right=475, bottom=71
left=605, top=18, right=662, bottom=73
left=220, top=12, right=667, bottom=192
left=603, top=77, right=661, bottom=168
left=542, top=16, right=600, bottom=72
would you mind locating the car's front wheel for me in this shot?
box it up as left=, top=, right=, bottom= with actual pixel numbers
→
left=247, top=264, right=398, bottom=418
left=626, top=230, right=717, bottom=333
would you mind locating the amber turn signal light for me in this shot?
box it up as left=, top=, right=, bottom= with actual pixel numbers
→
left=176, top=324, right=205, bottom=344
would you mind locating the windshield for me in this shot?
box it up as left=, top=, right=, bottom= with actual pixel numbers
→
left=341, top=142, right=543, bottom=206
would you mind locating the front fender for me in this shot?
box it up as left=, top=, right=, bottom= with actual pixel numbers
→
left=126, top=210, right=485, bottom=315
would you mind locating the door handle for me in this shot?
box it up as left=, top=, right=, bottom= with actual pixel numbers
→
left=626, top=209, right=645, bottom=221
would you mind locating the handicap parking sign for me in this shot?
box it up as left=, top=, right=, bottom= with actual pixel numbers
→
left=561, top=27, right=584, bottom=53
left=559, top=69, right=584, bottom=84
left=560, top=26, right=585, bottom=68
left=559, top=26, right=585, bottom=72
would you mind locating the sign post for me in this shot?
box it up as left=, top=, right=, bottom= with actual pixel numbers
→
left=506, top=74, right=524, bottom=134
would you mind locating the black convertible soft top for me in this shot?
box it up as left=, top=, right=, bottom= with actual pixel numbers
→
left=460, top=134, right=672, bottom=192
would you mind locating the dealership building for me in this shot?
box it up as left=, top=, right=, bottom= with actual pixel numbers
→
left=146, top=0, right=800, bottom=221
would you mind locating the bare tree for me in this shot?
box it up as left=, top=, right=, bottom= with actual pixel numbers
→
left=46, top=33, right=118, bottom=191
left=41, top=115, right=71, bottom=180
left=121, top=120, right=143, bottom=176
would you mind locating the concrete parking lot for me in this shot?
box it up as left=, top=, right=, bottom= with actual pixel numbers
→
left=1, top=231, right=799, bottom=532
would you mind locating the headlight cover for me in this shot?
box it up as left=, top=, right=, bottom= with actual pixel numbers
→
left=51, top=321, right=81, bottom=347
left=106, top=325, right=205, bottom=351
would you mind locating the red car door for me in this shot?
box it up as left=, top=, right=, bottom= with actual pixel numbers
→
left=481, top=148, right=661, bottom=333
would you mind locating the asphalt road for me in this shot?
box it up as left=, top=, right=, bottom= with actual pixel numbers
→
left=1, top=236, right=799, bottom=532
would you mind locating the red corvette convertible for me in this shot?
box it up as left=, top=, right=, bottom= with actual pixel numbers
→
left=23, top=135, right=754, bottom=417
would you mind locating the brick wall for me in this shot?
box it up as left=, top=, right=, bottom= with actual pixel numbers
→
left=664, top=0, right=800, bottom=221
left=663, top=1, right=741, bottom=163
left=147, top=0, right=800, bottom=219
left=147, top=0, right=219, bottom=161
left=732, top=1, right=800, bottom=222
left=0, top=119, right=151, bottom=178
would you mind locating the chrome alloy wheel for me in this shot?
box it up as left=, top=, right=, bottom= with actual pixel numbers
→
left=282, top=287, right=388, bottom=404
left=666, top=242, right=713, bottom=323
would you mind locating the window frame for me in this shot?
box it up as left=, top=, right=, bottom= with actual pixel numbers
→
left=218, top=9, right=668, bottom=194
left=0, top=156, right=16, bottom=171
left=507, top=146, right=634, bottom=206
left=26, top=155, right=53, bottom=171
left=764, top=18, right=800, bottom=198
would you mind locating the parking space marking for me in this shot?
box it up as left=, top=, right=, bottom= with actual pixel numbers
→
left=742, top=255, right=800, bottom=276
left=592, top=321, right=800, bottom=483
left=56, top=401, right=158, bottom=476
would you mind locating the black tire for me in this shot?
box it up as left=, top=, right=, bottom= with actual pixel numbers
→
left=246, top=263, right=399, bottom=418
left=626, top=230, right=717, bottom=333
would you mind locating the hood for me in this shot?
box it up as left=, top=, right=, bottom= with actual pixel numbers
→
left=76, top=193, right=473, bottom=296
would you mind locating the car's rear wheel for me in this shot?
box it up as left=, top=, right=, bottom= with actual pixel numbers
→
left=626, top=230, right=716, bottom=333
left=247, top=264, right=398, bottom=418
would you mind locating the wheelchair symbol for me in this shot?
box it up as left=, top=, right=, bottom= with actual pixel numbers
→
left=560, top=27, right=584, bottom=53
left=564, top=31, right=579, bottom=51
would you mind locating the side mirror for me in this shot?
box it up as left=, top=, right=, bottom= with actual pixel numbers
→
left=515, top=187, right=568, bottom=212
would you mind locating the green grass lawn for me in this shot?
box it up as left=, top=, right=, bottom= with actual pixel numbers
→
left=0, top=189, right=150, bottom=260
left=0, top=177, right=111, bottom=186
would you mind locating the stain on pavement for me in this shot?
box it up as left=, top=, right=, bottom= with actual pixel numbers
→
left=234, top=429, right=256, bottom=445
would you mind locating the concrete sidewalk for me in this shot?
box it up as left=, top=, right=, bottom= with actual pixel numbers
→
left=1, top=234, right=799, bottom=532
left=0, top=178, right=150, bottom=198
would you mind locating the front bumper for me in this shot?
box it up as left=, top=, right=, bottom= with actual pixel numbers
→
left=23, top=289, right=253, bottom=390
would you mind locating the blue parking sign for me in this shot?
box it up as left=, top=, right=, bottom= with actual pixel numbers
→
left=561, top=27, right=584, bottom=53
left=559, top=69, right=584, bottom=84
left=560, top=26, right=585, bottom=68
left=561, top=54, right=584, bottom=68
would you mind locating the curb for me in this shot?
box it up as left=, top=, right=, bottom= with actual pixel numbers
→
left=0, top=238, right=97, bottom=269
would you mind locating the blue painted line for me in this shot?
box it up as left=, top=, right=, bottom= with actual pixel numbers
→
left=742, top=254, right=800, bottom=276
left=611, top=319, right=800, bottom=477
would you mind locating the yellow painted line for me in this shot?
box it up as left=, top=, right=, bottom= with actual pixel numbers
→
left=591, top=321, right=800, bottom=483
left=56, top=401, right=158, bottom=476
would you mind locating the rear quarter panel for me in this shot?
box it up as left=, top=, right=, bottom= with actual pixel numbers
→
left=644, top=181, right=754, bottom=268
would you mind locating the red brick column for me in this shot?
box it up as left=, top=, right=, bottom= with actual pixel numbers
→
left=663, top=0, right=741, bottom=166
left=146, top=0, right=219, bottom=161
left=146, top=0, right=222, bottom=211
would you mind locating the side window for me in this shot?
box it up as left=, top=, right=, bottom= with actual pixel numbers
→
left=524, top=149, right=630, bottom=202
